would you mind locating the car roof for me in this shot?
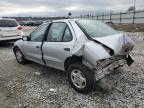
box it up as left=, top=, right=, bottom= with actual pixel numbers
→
left=43, top=19, right=100, bottom=24
left=53, top=19, right=79, bottom=22
left=42, top=19, right=80, bottom=25
left=41, top=19, right=101, bottom=26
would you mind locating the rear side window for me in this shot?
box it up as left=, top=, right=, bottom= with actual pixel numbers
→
left=47, top=22, right=66, bottom=42
left=0, top=20, right=18, bottom=27
left=62, top=27, right=72, bottom=42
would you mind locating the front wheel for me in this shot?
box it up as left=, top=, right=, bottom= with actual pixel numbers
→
left=14, top=47, right=27, bottom=64
left=67, top=62, right=95, bottom=94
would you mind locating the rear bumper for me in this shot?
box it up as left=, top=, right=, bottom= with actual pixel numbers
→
left=0, top=35, right=22, bottom=41
left=94, top=59, right=127, bottom=81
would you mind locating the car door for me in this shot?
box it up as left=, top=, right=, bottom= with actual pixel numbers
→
left=22, top=24, right=48, bottom=65
left=42, top=22, right=75, bottom=70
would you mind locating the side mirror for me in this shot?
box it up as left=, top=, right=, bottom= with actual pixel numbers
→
left=22, top=36, right=29, bottom=41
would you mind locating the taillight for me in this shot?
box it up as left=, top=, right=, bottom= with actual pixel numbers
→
left=124, top=47, right=132, bottom=53
left=17, top=26, right=23, bottom=30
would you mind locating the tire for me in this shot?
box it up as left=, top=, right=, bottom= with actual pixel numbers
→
left=14, top=47, right=27, bottom=64
left=67, top=62, right=95, bottom=94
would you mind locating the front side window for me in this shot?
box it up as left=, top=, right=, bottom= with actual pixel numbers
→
left=30, top=24, right=48, bottom=42
left=76, top=20, right=117, bottom=38
left=47, top=23, right=66, bottom=42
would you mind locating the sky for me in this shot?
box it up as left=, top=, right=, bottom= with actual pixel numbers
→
left=0, top=0, right=144, bottom=17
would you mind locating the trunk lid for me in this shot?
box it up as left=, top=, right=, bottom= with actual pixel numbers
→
left=93, top=33, right=134, bottom=55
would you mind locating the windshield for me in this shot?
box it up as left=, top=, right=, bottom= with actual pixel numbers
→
left=76, top=20, right=117, bottom=38
left=0, top=20, right=18, bottom=27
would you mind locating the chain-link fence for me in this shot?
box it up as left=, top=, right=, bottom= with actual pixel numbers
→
left=75, top=10, right=144, bottom=32
left=77, top=10, right=144, bottom=24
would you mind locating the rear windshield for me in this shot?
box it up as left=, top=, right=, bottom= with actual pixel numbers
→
left=0, top=20, right=18, bottom=27
left=76, top=20, right=117, bottom=38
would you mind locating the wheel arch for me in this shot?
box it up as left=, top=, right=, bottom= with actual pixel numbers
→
left=64, top=55, right=82, bottom=71
left=13, top=46, right=19, bottom=52
left=13, top=45, right=24, bottom=55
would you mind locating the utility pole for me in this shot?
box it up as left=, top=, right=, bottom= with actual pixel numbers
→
left=134, top=0, right=136, bottom=11
left=133, top=0, right=136, bottom=32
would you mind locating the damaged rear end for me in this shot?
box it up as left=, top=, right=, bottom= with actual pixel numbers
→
left=75, top=20, right=134, bottom=81
left=82, top=33, right=134, bottom=81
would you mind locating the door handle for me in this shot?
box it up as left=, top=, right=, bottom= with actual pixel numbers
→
left=36, top=46, right=40, bottom=48
left=64, top=48, right=70, bottom=51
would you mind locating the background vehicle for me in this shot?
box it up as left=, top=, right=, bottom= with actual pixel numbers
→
left=19, top=21, right=27, bottom=26
left=0, top=18, right=24, bottom=41
left=13, top=19, right=134, bottom=93
left=24, top=21, right=43, bottom=26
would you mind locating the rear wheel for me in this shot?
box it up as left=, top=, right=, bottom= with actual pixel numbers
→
left=67, top=62, right=95, bottom=93
left=14, top=47, right=27, bottom=64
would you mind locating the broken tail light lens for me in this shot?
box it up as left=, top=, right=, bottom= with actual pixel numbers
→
left=124, top=47, right=130, bottom=53
left=122, top=46, right=133, bottom=53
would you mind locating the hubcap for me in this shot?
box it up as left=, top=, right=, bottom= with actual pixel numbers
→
left=70, top=69, right=86, bottom=89
left=15, top=50, right=22, bottom=62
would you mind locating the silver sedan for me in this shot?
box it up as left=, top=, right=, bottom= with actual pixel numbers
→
left=13, top=19, right=134, bottom=93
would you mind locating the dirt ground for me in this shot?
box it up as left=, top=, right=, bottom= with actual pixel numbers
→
left=112, top=24, right=144, bottom=32
left=0, top=30, right=144, bottom=108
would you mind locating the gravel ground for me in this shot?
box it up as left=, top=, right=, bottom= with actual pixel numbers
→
left=0, top=30, right=144, bottom=108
